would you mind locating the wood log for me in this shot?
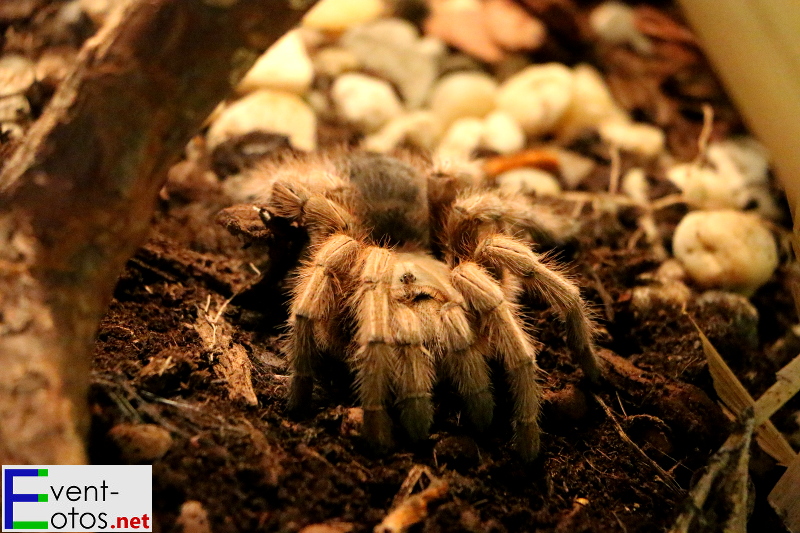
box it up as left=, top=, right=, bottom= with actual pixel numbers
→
left=0, top=0, right=314, bottom=464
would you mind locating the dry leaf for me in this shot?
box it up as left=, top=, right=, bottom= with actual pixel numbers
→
left=690, top=317, right=796, bottom=466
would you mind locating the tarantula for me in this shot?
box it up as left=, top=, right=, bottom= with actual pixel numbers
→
left=229, top=152, right=600, bottom=461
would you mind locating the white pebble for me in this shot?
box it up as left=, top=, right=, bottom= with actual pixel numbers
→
left=0, top=55, right=35, bottom=98
left=707, top=138, right=769, bottom=186
left=555, top=64, right=627, bottom=141
left=302, top=0, right=385, bottom=32
left=436, top=117, right=485, bottom=162
left=496, top=63, right=574, bottom=136
left=589, top=1, right=653, bottom=54
left=553, top=148, right=596, bottom=189
left=429, top=71, right=498, bottom=128
left=667, top=163, right=747, bottom=210
left=598, top=119, right=665, bottom=157
left=312, top=46, right=360, bottom=78
left=482, top=111, right=525, bottom=154
left=237, top=30, right=313, bottom=95
left=621, top=167, right=649, bottom=203
left=341, top=19, right=443, bottom=108
left=0, top=95, right=30, bottom=123
left=362, top=111, right=443, bottom=153
left=206, top=90, right=317, bottom=151
left=331, top=73, right=403, bottom=133
left=673, top=210, right=778, bottom=296
left=496, top=168, right=562, bottom=196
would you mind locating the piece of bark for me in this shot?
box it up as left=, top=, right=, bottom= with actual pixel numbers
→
left=0, top=0, right=313, bottom=465
left=194, top=303, right=258, bottom=407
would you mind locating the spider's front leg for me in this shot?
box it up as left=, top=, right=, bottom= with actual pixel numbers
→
left=287, top=234, right=361, bottom=413
left=451, top=262, right=543, bottom=462
left=352, top=247, right=438, bottom=452
left=475, top=234, right=601, bottom=384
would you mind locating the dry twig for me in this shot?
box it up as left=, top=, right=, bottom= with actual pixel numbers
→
left=593, top=393, right=682, bottom=494
left=376, top=466, right=449, bottom=533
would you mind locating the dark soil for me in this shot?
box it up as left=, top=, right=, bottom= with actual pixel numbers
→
left=83, top=148, right=797, bottom=532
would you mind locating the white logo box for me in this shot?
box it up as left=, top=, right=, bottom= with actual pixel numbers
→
left=2, top=465, right=152, bottom=532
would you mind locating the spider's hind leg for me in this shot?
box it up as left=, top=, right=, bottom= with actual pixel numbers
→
left=475, top=235, right=601, bottom=384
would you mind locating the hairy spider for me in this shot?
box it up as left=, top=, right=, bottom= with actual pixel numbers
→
left=235, top=152, right=600, bottom=461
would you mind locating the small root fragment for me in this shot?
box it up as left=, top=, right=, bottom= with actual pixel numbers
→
left=593, top=393, right=682, bottom=494
left=376, top=466, right=449, bottom=533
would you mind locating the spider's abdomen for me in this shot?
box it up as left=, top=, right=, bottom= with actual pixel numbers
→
left=347, top=153, right=430, bottom=247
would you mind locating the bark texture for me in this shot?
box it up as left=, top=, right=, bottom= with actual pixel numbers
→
left=0, top=0, right=313, bottom=464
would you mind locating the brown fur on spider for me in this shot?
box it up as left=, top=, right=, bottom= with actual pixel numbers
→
left=225, top=151, right=601, bottom=461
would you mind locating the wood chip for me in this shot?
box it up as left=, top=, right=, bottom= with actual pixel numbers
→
left=483, top=149, right=561, bottom=178
left=753, top=353, right=800, bottom=425
left=195, top=299, right=258, bottom=406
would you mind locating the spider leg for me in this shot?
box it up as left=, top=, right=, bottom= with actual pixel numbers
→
left=287, top=234, right=362, bottom=413
left=475, top=234, right=601, bottom=384
left=391, top=302, right=436, bottom=442
left=268, top=180, right=357, bottom=245
left=352, top=246, right=399, bottom=453
left=439, top=302, right=494, bottom=432
left=451, top=261, right=543, bottom=461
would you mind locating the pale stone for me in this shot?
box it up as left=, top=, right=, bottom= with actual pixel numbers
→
left=496, top=168, right=562, bottom=196
left=206, top=90, right=317, bottom=151
left=621, top=167, right=649, bottom=203
left=482, top=111, right=525, bottom=154
left=555, top=64, right=627, bottom=141
left=237, top=30, right=313, bottom=95
left=312, top=46, right=360, bottom=78
left=436, top=117, right=485, bottom=162
left=0, top=95, right=30, bottom=123
left=589, top=1, right=653, bottom=54
left=710, top=137, right=769, bottom=186
left=553, top=148, right=595, bottom=189
left=302, top=0, right=385, bottom=32
left=341, top=18, right=443, bottom=108
left=496, top=63, right=574, bottom=136
left=667, top=163, right=747, bottom=210
left=598, top=119, right=664, bottom=157
left=671, top=142, right=782, bottom=219
left=362, top=111, right=443, bottom=153
left=632, top=280, right=692, bottom=313
left=673, top=210, right=778, bottom=296
left=108, top=423, right=172, bottom=463
left=331, top=73, right=403, bottom=133
left=429, top=71, right=498, bottom=128
left=0, top=55, right=35, bottom=98
left=176, top=501, right=212, bottom=533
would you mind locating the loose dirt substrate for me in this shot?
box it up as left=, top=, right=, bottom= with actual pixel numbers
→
left=86, top=147, right=797, bottom=533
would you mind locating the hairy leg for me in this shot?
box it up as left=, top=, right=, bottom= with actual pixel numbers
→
left=391, top=302, right=436, bottom=442
left=287, top=234, right=361, bottom=412
left=451, top=261, right=543, bottom=461
left=352, top=246, right=398, bottom=452
left=475, top=234, right=600, bottom=383
left=438, top=302, right=494, bottom=432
